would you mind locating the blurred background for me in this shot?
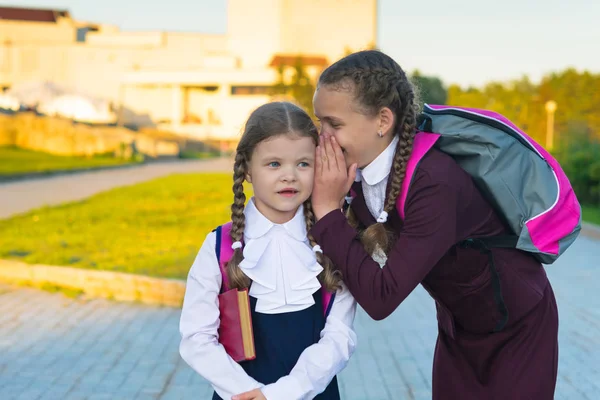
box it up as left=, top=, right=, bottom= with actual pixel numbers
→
left=0, top=1, right=598, bottom=399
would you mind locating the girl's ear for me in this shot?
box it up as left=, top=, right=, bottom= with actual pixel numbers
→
left=245, top=169, right=252, bottom=183
left=378, top=107, right=395, bottom=137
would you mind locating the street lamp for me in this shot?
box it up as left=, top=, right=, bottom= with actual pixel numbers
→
left=545, top=100, right=557, bottom=151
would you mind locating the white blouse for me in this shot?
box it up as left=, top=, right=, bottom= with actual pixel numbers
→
left=356, top=134, right=399, bottom=222
left=179, top=199, right=358, bottom=400
left=239, top=199, right=325, bottom=314
left=353, top=135, right=398, bottom=268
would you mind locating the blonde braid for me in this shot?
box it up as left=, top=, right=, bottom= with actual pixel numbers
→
left=226, top=152, right=251, bottom=289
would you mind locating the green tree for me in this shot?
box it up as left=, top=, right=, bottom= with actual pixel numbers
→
left=271, top=58, right=317, bottom=117
left=411, top=70, right=447, bottom=106
left=553, top=128, right=600, bottom=205
left=446, top=69, right=600, bottom=145
left=445, top=68, right=600, bottom=207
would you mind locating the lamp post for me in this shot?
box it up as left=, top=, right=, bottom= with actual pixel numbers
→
left=545, top=100, right=557, bottom=151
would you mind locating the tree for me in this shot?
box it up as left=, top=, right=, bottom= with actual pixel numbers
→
left=446, top=69, right=600, bottom=145
left=411, top=70, right=447, bottom=106
left=271, top=58, right=317, bottom=117
left=445, top=68, right=600, bottom=206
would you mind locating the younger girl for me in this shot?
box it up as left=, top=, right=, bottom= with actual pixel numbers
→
left=179, top=102, right=357, bottom=400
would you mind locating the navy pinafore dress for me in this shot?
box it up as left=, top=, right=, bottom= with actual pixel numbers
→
left=212, top=289, right=340, bottom=400
left=212, top=290, right=340, bottom=400
left=212, top=224, right=340, bottom=400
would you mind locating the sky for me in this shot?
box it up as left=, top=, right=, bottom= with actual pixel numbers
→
left=6, top=0, right=600, bottom=87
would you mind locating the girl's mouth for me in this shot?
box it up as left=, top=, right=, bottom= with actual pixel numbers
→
left=278, top=189, right=299, bottom=197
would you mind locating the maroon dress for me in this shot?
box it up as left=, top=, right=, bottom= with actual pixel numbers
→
left=310, top=149, right=559, bottom=399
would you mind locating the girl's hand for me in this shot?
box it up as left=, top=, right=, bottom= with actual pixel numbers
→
left=312, top=134, right=357, bottom=220
left=232, top=388, right=266, bottom=400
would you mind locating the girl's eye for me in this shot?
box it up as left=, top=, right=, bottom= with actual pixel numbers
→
left=298, top=162, right=310, bottom=168
left=268, top=161, right=280, bottom=168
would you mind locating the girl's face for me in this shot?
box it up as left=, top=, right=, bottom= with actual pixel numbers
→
left=246, top=133, right=315, bottom=224
left=313, top=85, right=393, bottom=169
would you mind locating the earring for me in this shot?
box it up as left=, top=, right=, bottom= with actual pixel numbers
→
left=377, top=129, right=383, bottom=138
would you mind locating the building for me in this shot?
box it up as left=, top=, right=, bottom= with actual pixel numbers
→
left=0, top=1, right=377, bottom=141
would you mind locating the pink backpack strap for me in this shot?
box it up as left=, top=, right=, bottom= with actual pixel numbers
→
left=216, top=221, right=334, bottom=317
left=396, top=132, right=441, bottom=220
left=216, top=222, right=234, bottom=292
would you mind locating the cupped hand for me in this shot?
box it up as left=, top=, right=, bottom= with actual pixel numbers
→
left=312, top=134, right=357, bottom=220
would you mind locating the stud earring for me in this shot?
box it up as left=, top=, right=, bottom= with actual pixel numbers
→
left=377, top=129, right=383, bottom=138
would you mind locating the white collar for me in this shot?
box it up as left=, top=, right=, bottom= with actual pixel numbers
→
left=357, top=135, right=399, bottom=185
left=239, top=198, right=323, bottom=314
left=243, top=198, right=307, bottom=241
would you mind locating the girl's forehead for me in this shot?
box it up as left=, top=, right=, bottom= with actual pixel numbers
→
left=254, top=134, right=315, bottom=155
left=314, top=87, right=357, bottom=117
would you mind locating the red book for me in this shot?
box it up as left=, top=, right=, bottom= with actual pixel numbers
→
left=217, top=288, right=256, bottom=362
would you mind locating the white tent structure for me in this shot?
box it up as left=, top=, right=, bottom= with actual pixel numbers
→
left=7, top=81, right=116, bottom=124
left=38, top=94, right=115, bottom=124
left=0, top=93, right=20, bottom=111
left=6, top=81, right=66, bottom=108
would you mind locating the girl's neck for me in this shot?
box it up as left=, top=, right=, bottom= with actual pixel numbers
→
left=252, top=198, right=299, bottom=225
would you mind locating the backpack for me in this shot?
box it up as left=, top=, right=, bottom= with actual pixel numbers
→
left=213, top=222, right=336, bottom=317
left=349, top=103, right=581, bottom=265
left=347, top=104, right=582, bottom=331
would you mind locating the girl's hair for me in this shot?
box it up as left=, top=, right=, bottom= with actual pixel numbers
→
left=318, top=50, right=420, bottom=256
left=227, top=101, right=341, bottom=292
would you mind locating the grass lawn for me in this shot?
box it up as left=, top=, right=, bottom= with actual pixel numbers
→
left=0, top=146, right=136, bottom=177
left=582, top=205, right=600, bottom=226
left=0, top=173, right=246, bottom=279
left=0, top=171, right=596, bottom=281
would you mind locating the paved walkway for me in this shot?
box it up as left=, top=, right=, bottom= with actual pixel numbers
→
left=0, top=235, right=598, bottom=400
left=0, top=157, right=234, bottom=219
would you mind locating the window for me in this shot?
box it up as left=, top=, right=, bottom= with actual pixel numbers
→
left=231, top=86, right=271, bottom=95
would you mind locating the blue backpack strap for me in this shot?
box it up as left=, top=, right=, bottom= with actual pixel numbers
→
left=214, top=225, right=222, bottom=264
left=322, top=289, right=336, bottom=318
left=458, top=238, right=511, bottom=332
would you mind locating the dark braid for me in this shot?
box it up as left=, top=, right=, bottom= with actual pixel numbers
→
left=384, top=92, right=418, bottom=213
left=319, top=50, right=419, bottom=255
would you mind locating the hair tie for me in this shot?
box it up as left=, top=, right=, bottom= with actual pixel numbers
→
left=376, top=211, right=388, bottom=223
left=231, top=241, right=242, bottom=250
left=312, top=244, right=323, bottom=254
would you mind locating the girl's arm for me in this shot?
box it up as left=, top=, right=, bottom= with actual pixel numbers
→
left=179, top=231, right=263, bottom=399
left=259, top=283, right=358, bottom=400
left=310, top=170, right=460, bottom=321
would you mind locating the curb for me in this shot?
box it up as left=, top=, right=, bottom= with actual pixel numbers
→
left=0, top=161, right=145, bottom=184
left=0, top=259, right=185, bottom=307
left=0, top=156, right=222, bottom=184
left=1, top=223, right=597, bottom=308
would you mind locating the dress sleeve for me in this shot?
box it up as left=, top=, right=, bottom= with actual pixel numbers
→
left=309, top=171, right=459, bottom=320
left=179, top=231, right=264, bottom=399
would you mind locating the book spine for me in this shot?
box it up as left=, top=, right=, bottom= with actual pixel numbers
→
left=238, top=289, right=256, bottom=360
